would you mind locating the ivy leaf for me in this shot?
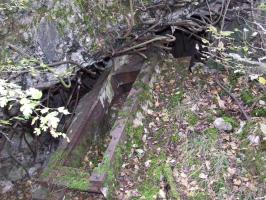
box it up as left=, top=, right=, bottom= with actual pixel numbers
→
left=221, top=31, right=234, bottom=36
left=0, top=97, right=8, bottom=107
left=26, top=88, right=42, bottom=100
left=41, top=107, right=49, bottom=114
left=20, top=103, right=34, bottom=118
left=34, top=128, right=41, bottom=136
left=0, top=119, right=11, bottom=125
left=44, top=111, right=60, bottom=129
left=57, top=107, right=70, bottom=115
left=31, top=116, right=39, bottom=125
left=201, top=38, right=209, bottom=44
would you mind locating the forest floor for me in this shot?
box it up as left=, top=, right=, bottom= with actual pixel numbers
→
left=115, top=57, right=266, bottom=200
left=1, top=57, right=265, bottom=200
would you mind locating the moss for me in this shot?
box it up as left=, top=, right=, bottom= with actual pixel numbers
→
left=238, top=122, right=266, bottom=182
left=171, top=133, right=180, bottom=143
left=137, top=153, right=167, bottom=200
left=92, top=145, right=124, bottom=199
left=57, top=167, right=91, bottom=191
left=222, top=116, right=238, bottom=128
left=169, top=91, right=184, bottom=107
left=41, top=149, right=65, bottom=178
left=228, top=72, right=242, bottom=88
left=240, top=90, right=254, bottom=106
left=213, top=179, right=225, bottom=193
left=117, top=110, right=128, bottom=118
left=203, top=128, right=218, bottom=141
left=67, top=142, right=87, bottom=168
left=139, top=89, right=152, bottom=102
left=185, top=111, right=199, bottom=126
left=238, top=121, right=256, bottom=139
left=162, top=165, right=180, bottom=199
left=251, top=108, right=266, bottom=117
left=138, top=182, right=159, bottom=200
left=126, top=123, right=144, bottom=148
left=241, top=147, right=266, bottom=181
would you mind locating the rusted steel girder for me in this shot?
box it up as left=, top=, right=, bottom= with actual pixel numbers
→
left=36, top=50, right=160, bottom=199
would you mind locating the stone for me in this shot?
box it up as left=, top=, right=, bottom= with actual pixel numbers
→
left=28, top=163, right=41, bottom=176
left=31, top=185, right=49, bottom=200
left=37, top=17, right=62, bottom=62
left=214, top=118, right=232, bottom=132
left=8, top=166, right=27, bottom=181
left=0, top=180, right=14, bottom=193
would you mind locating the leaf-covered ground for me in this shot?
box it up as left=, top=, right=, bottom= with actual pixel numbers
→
left=115, top=57, right=266, bottom=200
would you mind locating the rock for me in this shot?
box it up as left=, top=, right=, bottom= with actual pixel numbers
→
left=0, top=180, right=14, bottom=193
left=248, top=135, right=260, bottom=146
left=37, top=17, right=62, bottom=62
left=8, top=166, right=27, bottom=181
left=28, top=163, right=41, bottom=176
left=214, top=118, right=232, bottom=132
left=32, top=185, right=49, bottom=200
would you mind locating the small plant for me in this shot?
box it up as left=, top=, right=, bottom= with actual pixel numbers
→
left=0, top=0, right=28, bottom=13
left=0, top=79, right=70, bottom=141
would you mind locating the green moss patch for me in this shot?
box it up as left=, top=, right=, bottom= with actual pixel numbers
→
left=203, top=128, right=219, bottom=141
left=240, top=90, right=254, bottom=106
left=126, top=124, right=144, bottom=148
left=44, top=166, right=91, bottom=191
left=251, top=108, right=266, bottom=117
left=136, top=153, right=167, bottom=200
left=169, top=91, right=184, bottom=107
left=185, top=111, right=199, bottom=126
left=162, top=164, right=180, bottom=199
left=222, top=116, right=238, bottom=128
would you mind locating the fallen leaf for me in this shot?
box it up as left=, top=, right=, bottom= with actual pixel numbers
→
left=247, top=135, right=260, bottom=145
left=158, top=189, right=167, bottom=199
left=205, top=161, right=211, bottom=171
left=217, top=95, right=226, bottom=109
left=227, top=167, right=236, bottom=175
left=260, top=123, right=266, bottom=135
left=258, top=77, right=266, bottom=85
left=145, top=160, right=151, bottom=168
left=233, top=179, right=242, bottom=186
left=199, top=173, right=208, bottom=179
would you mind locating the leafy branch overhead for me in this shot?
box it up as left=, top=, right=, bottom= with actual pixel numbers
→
left=0, top=79, right=70, bottom=141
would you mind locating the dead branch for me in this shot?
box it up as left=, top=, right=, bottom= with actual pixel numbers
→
left=215, top=76, right=250, bottom=121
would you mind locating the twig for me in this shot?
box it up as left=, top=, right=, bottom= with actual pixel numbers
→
left=0, top=131, right=13, bottom=143
left=48, top=60, right=96, bottom=75
left=114, top=35, right=176, bottom=56
left=215, top=76, right=250, bottom=120
left=129, top=0, right=135, bottom=26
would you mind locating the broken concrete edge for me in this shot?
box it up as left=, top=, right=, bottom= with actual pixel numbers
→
left=89, top=51, right=162, bottom=197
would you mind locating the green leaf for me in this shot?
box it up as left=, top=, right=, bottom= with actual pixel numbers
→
left=0, top=97, right=8, bottom=107
left=220, top=31, right=234, bottom=36
left=58, top=107, right=70, bottom=115
left=26, top=88, right=42, bottom=100
left=0, top=120, right=11, bottom=125
left=34, top=128, right=41, bottom=136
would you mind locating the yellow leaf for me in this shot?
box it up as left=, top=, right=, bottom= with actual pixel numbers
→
left=258, top=77, right=266, bottom=85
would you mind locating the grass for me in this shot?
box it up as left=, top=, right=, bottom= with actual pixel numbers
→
left=222, top=116, right=238, bottom=128
left=135, top=153, right=168, bottom=200
left=251, top=108, right=266, bottom=117
left=185, top=111, right=199, bottom=126
left=169, top=90, right=184, bottom=107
